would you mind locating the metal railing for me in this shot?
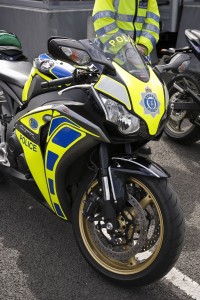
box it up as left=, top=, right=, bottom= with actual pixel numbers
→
left=0, top=0, right=94, bottom=9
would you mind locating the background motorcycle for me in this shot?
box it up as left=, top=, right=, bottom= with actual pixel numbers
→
left=0, top=33, right=187, bottom=286
left=162, top=29, right=200, bottom=144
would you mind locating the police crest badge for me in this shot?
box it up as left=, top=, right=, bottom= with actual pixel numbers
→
left=140, top=86, right=160, bottom=118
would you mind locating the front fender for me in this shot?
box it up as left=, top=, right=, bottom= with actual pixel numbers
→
left=110, top=156, right=170, bottom=178
left=107, top=156, right=169, bottom=210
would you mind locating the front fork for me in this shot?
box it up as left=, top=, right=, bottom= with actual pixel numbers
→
left=99, top=143, right=121, bottom=232
left=83, top=143, right=128, bottom=231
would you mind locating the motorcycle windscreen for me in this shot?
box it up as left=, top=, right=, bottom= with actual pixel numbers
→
left=92, top=33, right=150, bottom=83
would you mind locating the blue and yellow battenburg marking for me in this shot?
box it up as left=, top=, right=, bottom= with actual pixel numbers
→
left=45, top=117, right=87, bottom=219
left=38, top=53, right=75, bottom=79
left=47, top=115, right=99, bottom=142
left=16, top=129, right=55, bottom=211
left=22, top=53, right=75, bottom=103
left=17, top=109, right=99, bottom=220
left=45, top=115, right=99, bottom=219
left=16, top=109, right=55, bottom=211
left=19, top=109, right=53, bottom=134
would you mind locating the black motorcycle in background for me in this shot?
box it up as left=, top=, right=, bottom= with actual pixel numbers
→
left=162, top=29, right=200, bottom=144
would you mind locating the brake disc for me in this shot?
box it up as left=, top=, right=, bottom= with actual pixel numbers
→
left=88, top=193, right=148, bottom=261
left=141, top=205, right=160, bottom=251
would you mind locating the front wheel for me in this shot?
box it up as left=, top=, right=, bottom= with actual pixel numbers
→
left=164, top=71, right=200, bottom=144
left=72, top=176, right=185, bottom=286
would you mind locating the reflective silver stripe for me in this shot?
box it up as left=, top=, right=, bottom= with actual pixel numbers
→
left=146, top=12, right=160, bottom=23
left=143, top=23, right=160, bottom=35
left=140, top=31, right=157, bottom=46
left=112, top=157, right=160, bottom=178
left=93, top=11, right=159, bottom=26
left=139, top=2, right=148, bottom=9
left=121, top=29, right=141, bottom=38
left=115, top=13, right=133, bottom=22
left=122, top=30, right=134, bottom=38
left=113, top=0, right=120, bottom=11
left=121, top=30, right=134, bottom=38
left=95, top=76, right=131, bottom=110
left=96, top=22, right=118, bottom=36
left=135, top=16, right=146, bottom=23
left=136, top=30, right=142, bottom=37
left=92, top=10, right=115, bottom=22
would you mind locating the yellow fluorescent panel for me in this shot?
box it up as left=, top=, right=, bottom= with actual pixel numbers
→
left=16, top=130, right=54, bottom=211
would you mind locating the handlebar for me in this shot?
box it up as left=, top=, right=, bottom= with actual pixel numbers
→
left=41, top=75, right=74, bottom=89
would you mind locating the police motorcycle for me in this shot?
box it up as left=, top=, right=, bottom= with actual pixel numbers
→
left=162, top=29, right=200, bottom=144
left=0, top=33, right=188, bottom=286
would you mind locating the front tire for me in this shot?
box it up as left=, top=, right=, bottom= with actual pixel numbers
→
left=72, top=176, right=185, bottom=286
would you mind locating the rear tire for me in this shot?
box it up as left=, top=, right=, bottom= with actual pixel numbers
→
left=165, top=71, right=200, bottom=144
left=72, top=175, right=185, bottom=286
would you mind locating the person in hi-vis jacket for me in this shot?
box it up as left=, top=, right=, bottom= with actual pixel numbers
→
left=92, top=0, right=160, bottom=57
left=92, top=0, right=160, bottom=155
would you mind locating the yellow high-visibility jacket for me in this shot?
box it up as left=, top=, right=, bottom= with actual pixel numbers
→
left=92, top=0, right=160, bottom=54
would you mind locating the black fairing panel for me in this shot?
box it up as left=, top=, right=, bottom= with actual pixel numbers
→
left=55, top=138, right=98, bottom=221
left=7, top=83, right=23, bottom=101
left=111, top=156, right=170, bottom=178
left=14, top=88, right=88, bottom=118
left=6, top=88, right=89, bottom=140
left=27, top=74, right=56, bottom=101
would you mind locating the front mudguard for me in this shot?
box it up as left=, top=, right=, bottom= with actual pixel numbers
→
left=72, top=156, right=169, bottom=219
left=110, top=156, right=170, bottom=178
left=109, top=155, right=170, bottom=209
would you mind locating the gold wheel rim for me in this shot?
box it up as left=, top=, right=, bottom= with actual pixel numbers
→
left=79, top=178, right=164, bottom=275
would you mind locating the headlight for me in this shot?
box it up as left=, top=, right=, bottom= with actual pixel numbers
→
left=100, top=94, right=140, bottom=134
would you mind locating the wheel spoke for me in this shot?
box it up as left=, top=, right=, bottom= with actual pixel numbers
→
left=182, top=78, right=190, bottom=89
left=128, top=256, right=138, bottom=266
left=139, top=194, right=152, bottom=209
left=175, top=119, right=183, bottom=131
left=168, top=117, right=183, bottom=132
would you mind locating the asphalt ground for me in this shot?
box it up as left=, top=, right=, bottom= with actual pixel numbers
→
left=0, top=133, right=200, bottom=300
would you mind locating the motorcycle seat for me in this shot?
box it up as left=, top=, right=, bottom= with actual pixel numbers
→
left=185, top=29, right=200, bottom=45
left=0, top=60, right=32, bottom=87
